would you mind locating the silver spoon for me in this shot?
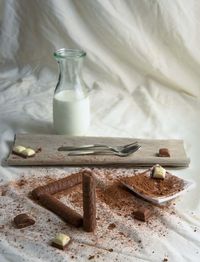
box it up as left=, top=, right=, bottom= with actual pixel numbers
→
left=68, top=145, right=141, bottom=157
left=58, top=141, right=138, bottom=153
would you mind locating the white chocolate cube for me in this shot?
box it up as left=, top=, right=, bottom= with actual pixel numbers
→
left=13, top=145, right=26, bottom=154
left=53, top=233, right=70, bottom=246
left=21, top=148, right=35, bottom=157
left=152, top=165, right=166, bottom=179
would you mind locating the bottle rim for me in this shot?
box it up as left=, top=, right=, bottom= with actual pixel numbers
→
left=54, top=48, right=86, bottom=59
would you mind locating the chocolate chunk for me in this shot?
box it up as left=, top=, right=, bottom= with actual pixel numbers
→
left=12, top=145, right=36, bottom=158
left=51, top=233, right=70, bottom=250
left=132, top=207, right=152, bottom=222
left=14, top=213, right=35, bottom=229
left=13, top=145, right=26, bottom=154
left=52, top=242, right=68, bottom=250
left=151, top=164, right=166, bottom=179
left=158, top=148, right=170, bottom=157
left=22, top=148, right=36, bottom=157
left=82, top=171, right=96, bottom=232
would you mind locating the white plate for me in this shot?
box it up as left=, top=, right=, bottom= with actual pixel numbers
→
left=121, top=175, right=195, bottom=205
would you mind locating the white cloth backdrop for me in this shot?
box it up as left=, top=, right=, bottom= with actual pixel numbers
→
left=0, top=0, right=200, bottom=261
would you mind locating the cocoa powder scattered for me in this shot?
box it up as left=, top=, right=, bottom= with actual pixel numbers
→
left=66, top=181, right=152, bottom=223
left=121, top=171, right=184, bottom=197
left=96, top=182, right=144, bottom=213
left=17, top=179, right=27, bottom=187
left=0, top=167, right=181, bottom=259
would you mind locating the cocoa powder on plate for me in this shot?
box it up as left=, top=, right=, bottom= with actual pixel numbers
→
left=121, top=170, right=184, bottom=197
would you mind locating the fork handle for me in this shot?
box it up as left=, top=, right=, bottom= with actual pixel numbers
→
left=58, top=144, right=110, bottom=151
left=68, top=150, right=116, bottom=156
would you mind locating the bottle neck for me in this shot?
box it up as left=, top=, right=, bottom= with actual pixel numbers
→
left=54, top=49, right=87, bottom=97
left=55, top=58, right=89, bottom=99
left=58, top=58, right=83, bottom=87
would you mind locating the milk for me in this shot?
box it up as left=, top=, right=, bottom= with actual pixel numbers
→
left=53, top=89, right=90, bottom=135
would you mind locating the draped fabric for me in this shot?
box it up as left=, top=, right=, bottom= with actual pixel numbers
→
left=0, top=1, right=200, bottom=261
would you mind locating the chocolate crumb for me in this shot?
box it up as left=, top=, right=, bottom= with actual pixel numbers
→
left=36, top=147, right=42, bottom=153
left=163, top=258, right=168, bottom=262
left=17, top=179, right=26, bottom=187
left=108, top=223, right=116, bottom=230
left=108, top=248, right=113, bottom=252
left=88, top=255, right=95, bottom=260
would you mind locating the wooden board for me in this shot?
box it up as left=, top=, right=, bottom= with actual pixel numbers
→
left=6, top=134, right=190, bottom=167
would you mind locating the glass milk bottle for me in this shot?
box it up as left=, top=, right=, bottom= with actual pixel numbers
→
left=53, top=48, right=90, bottom=135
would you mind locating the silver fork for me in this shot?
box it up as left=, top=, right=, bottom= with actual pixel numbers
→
left=68, top=145, right=141, bottom=157
left=58, top=141, right=138, bottom=153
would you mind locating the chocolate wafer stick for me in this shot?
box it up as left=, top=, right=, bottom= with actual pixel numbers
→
left=82, top=171, right=96, bottom=232
left=39, top=193, right=83, bottom=227
left=32, top=172, right=82, bottom=199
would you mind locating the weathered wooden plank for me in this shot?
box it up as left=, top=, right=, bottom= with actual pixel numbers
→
left=6, top=134, right=190, bottom=167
